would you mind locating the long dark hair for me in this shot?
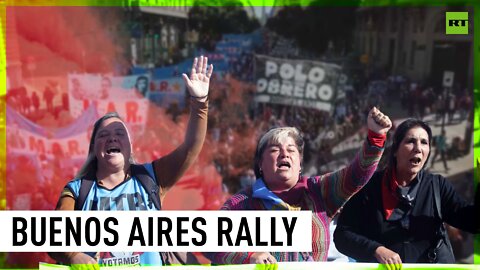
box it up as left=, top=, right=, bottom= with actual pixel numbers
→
left=388, top=118, right=433, bottom=169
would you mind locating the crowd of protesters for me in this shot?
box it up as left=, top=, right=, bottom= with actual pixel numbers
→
left=6, top=44, right=474, bottom=198
left=4, top=29, right=476, bottom=267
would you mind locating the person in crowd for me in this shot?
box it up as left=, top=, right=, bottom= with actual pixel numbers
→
left=43, top=85, right=54, bottom=113
left=99, top=76, right=112, bottom=99
left=31, top=91, right=40, bottom=112
left=206, top=107, right=392, bottom=264
left=334, top=119, right=478, bottom=269
left=49, top=56, right=213, bottom=267
left=134, top=75, right=149, bottom=97
left=431, top=129, right=449, bottom=172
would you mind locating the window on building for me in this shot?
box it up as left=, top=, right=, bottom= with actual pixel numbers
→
left=161, top=27, right=168, bottom=48
left=363, top=36, right=366, bottom=53
left=377, top=37, right=382, bottom=58
left=412, top=15, right=417, bottom=33
left=410, top=41, right=416, bottom=68
left=369, top=36, right=373, bottom=56
left=419, top=8, right=425, bottom=32
left=434, top=15, right=444, bottom=33
left=378, top=13, right=385, bottom=32
left=398, top=50, right=406, bottom=66
left=391, top=9, right=398, bottom=32
left=169, top=25, right=177, bottom=48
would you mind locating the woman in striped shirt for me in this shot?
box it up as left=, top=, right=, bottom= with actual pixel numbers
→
left=206, top=107, right=392, bottom=265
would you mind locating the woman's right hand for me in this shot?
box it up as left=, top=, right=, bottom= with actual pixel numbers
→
left=70, top=253, right=99, bottom=270
left=374, top=246, right=402, bottom=270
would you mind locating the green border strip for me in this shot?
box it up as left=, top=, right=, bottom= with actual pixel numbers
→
left=3, top=0, right=477, bottom=7
left=0, top=15, right=5, bottom=270
left=0, top=0, right=6, bottom=212
left=0, top=2, right=6, bottom=270
left=1, top=0, right=479, bottom=268
left=36, top=262, right=480, bottom=270
left=473, top=0, right=480, bottom=265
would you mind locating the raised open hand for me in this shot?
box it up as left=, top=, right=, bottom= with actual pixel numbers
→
left=182, top=55, right=213, bottom=102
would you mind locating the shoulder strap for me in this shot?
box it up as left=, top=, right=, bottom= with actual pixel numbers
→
left=432, top=176, right=442, bottom=220
left=75, top=179, right=95, bottom=210
left=76, top=165, right=161, bottom=210
left=131, top=164, right=162, bottom=210
left=431, top=175, right=455, bottom=261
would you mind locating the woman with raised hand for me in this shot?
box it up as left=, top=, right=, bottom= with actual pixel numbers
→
left=49, top=56, right=213, bottom=268
left=334, top=119, right=478, bottom=270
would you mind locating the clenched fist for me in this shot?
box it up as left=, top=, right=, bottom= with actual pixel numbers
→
left=367, top=107, right=392, bottom=135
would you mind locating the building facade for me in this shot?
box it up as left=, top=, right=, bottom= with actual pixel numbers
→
left=127, top=4, right=192, bottom=68
left=355, top=6, right=473, bottom=89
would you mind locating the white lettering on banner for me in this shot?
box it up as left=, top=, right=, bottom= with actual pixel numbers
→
left=280, top=81, right=293, bottom=96
left=279, top=63, right=294, bottom=80
left=257, top=79, right=268, bottom=93
left=256, top=79, right=333, bottom=102
left=255, top=55, right=341, bottom=112
left=318, top=85, right=333, bottom=100
left=7, top=128, right=89, bottom=159
left=267, top=79, right=280, bottom=94
left=70, top=98, right=149, bottom=125
left=150, top=78, right=185, bottom=93
left=308, top=67, right=325, bottom=84
left=265, top=60, right=277, bottom=77
left=264, top=62, right=326, bottom=83
left=102, top=253, right=140, bottom=266
left=1, top=211, right=312, bottom=252
left=95, top=99, right=148, bottom=124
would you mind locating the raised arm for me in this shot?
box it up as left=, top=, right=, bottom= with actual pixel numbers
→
left=314, top=107, right=392, bottom=217
left=153, top=56, right=213, bottom=200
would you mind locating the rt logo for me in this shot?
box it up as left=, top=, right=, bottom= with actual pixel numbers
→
left=446, top=12, right=468, bottom=34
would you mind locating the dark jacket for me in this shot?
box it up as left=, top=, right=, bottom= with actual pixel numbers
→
left=334, top=170, right=476, bottom=263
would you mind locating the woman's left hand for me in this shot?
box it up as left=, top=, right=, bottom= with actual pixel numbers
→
left=182, top=55, right=213, bottom=102
left=249, top=252, right=277, bottom=264
left=374, top=246, right=402, bottom=270
left=367, top=107, right=392, bottom=135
